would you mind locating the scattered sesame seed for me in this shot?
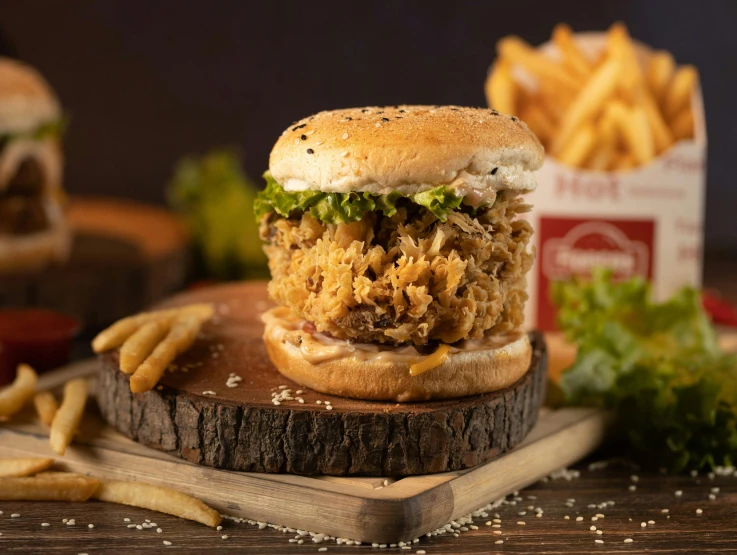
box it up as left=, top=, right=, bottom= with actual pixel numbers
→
left=576, top=517, right=584, bottom=522
left=326, top=405, right=333, bottom=410
left=136, top=525, right=143, bottom=530
left=319, top=549, right=327, bottom=553
left=124, top=518, right=130, bottom=522
left=485, top=521, right=491, bottom=526
left=306, top=148, right=314, bottom=155
left=157, top=528, right=163, bottom=533
left=10, top=513, right=20, bottom=518
left=341, top=133, right=349, bottom=140
left=696, top=508, right=703, bottom=514
left=564, top=516, right=570, bottom=520
left=661, top=509, right=669, bottom=513
left=221, top=534, right=229, bottom=540
left=628, top=485, right=637, bottom=491
left=495, top=540, right=504, bottom=544
left=648, top=520, right=655, bottom=525
left=127, top=524, right=136, bottom=528
left=88, top=524, right=94, bottom=528
left=216, top=525, right=223, bottom=531
left=41, top=522, right=50, bottom=527
left=596, top=530, right=603, bottom=535
left=624, top=538, right=633, bottom=543
left=591, top=516, right=598, bottom=521
left=641, top=522, right=647, bottom=527
left=517, top=521, right=525, bottom=525
left=675, top=490, right=683, bottom=497
left=163, top=540, right=172, bottom=546
left=202, top=390, right=217, bottom=395
left=709, top=493, right=716, bottom=500
left=590, top=526, right=597, bottom=531
left=630, top=475, right=639, bottom=482
left=595, top=539, right=604, bottom=544
left=711, top=487, right=720, bottom=494
left=316, top=400, right=322, bottom=405
left=493, top=530, right=502, bottom=535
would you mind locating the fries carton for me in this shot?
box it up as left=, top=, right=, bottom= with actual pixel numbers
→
left=523, top=33, right=707, bottom=330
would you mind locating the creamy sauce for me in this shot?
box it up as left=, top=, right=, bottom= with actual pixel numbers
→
left=262, top=307, right=522, bottom=366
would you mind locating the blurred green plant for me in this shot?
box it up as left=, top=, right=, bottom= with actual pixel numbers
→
left=167, top=149, right=268, bottom=281
left=553, top=269, right=737, bottom=472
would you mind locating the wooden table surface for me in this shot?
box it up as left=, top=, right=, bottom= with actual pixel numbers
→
left=2, top=249, right=736, bottom=554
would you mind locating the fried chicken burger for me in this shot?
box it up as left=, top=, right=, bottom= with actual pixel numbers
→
left=0, top=57, right=69, bottom=274
left=256, top=106, right=543, bottom=401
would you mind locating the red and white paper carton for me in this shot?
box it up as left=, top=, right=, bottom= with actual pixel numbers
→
left=523, top=33, right=707, bottom=330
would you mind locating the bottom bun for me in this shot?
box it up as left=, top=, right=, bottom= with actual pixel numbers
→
left=0, top=224, right=71, bottom=274
left=263, top=312, right=533, bottom=402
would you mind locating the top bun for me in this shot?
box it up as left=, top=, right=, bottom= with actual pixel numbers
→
left=269, top=105, right=544, bottom=196
left=0, top=57, right=60, bottom=136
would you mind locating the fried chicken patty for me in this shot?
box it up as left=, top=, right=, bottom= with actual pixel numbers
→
left=259, top=192, right=534, bottom=346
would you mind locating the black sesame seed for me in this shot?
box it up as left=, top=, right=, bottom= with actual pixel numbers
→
left=399, top=109, right=406, bottom=113
left=382, top=117, right=389, bottom=122
left=292, top=123, right=307, bottom=131
left=490, top=167, right=498, bottom=175
left=345, top=116, right=353, bottom=121
left=395, top=116, right=403, bottom=119
left=377, top=110, right=384, bottom=114
left=361, top=109, right=369, bottom=113
left=510, top=116, right=518, bottom=122
left=491, top=110, right=499, bottom=116
left=301, top=134, right=307, bottom=140
left=306, top=148, right=314, bottom=154
left=451, top=107, right=460, bottom=111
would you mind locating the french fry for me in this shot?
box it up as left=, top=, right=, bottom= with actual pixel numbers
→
left=130, top=314, right=203, bottom=393
left=552, top=23, right=592, bottom=80
left=0, top=364, right=38, bottom=417
left=558, top=123, right=597, bottom=167
left=0, top=474, right=99, bottom=501
left=606, top=101, right=654, bottom=166
left=498, top=36, right=581, bottom=92
left=92, top=479, right=222, bottom=527
left=646, top=50, right=676, bottom=104
left=119, top=320, right=170, bottom=374
left=33, top=391, right=58, bottom=426
left=671, top=108, right=695, bottom=141
left=92, top=303, right=214, bottom=353
left=586, top=116, right=618, bottom=171
left=0, top=457, right=54, bottom=478
left=49, top=378, right=88, bottom=456
left=551, top=57, right=622, bottom=155
left=485, top=59, right=517, bottom=115
left=612, top=152, right=636, bottom=171
left=642, top=92, right=674, bottom=153
left=520, top=102, right=555, bottom=145
left=664, top=65, right=698, bottom=120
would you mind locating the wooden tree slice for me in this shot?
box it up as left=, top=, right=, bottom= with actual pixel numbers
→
left=0, top=196, right=189, bottom=330
left=96, top=282, right=548, bottom=476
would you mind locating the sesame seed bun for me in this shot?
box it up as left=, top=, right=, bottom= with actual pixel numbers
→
left=269, top=105, right=544, bottom=196
left=263, top=309, right=533, bottom=402
left=0, top=57, right=61, bottom=136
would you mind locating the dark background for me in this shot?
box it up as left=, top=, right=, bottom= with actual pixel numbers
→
left=1, top=0, right=735, bottom=249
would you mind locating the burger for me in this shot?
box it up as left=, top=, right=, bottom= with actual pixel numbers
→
left=0, top=57, right=69, bottom=274
left=256, top=106, right=543, bottom=401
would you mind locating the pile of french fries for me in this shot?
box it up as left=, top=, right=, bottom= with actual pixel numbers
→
left=92, top=303, right=214, bottom=393
left=485, top=22, right=699, bottom=171
left=0, top=364, right=87, bottom=456
left=0, top=457, right=221, bottom=527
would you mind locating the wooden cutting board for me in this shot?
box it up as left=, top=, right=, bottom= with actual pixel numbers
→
left=0, top=362, right=609, bottom=544
left=0, top=196, right=189, bottom=330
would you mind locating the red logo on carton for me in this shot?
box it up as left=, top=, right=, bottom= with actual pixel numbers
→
left=537, top=217, right=655, bottom=330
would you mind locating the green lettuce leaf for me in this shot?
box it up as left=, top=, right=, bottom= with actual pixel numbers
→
left=0, top=117, right=67, bottom=144
left=553, top=269, right=737, bottom=471
left=167, top=149, right=268, bottom=280
left=254, top=173, right=464, bottom=224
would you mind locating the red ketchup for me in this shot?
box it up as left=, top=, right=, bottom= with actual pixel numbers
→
left=0, top=309, right=80, bottom=386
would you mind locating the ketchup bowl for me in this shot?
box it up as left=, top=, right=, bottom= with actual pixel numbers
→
left=0, top=309, right=81, bottom=386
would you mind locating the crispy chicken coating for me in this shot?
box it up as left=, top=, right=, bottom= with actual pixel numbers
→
left=260, top=192, right=534, bottom=345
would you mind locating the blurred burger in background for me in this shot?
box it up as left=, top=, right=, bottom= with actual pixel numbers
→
left=0, top=57, right=69, bottom=273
